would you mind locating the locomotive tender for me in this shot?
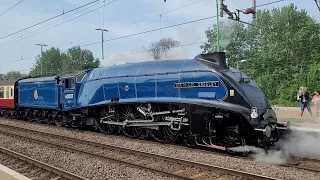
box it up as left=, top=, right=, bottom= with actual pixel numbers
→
left=0, top=52, right=290, bottom=153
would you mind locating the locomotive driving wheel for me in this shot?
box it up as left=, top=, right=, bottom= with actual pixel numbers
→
left=147, top=105, right=179, bottom=144
left=121, top=106, right=143, bottom=139
left=224, top=129, right=247, bottom=156
left=95, top=109, right=117, bottom=134
left=55, top=114, right=64, bottom=127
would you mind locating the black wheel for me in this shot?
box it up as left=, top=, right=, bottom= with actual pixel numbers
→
left=29, top=110, right=36, bottom=122
left=95, top=109, right=117, bottom=134
left=45, top=111, right=54, bottom=125
left=182, top=130, right=196, bottom=147
left=148, top=125, right=179, bottom=144
left=36, top=110, right=44, bottom=123
left=224, top=129, right=247, bottom=156
left=55, top=115, right=64, bottom=127
left=147, top=105, right=179, bottom=144
left=121, top=106, right=142, bottom=139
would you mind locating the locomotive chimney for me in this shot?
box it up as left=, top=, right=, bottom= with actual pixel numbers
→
left=194, top=52, right=228, bottom=69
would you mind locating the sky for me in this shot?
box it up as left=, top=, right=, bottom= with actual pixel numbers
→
left=0, top=0, right=319, bottom=74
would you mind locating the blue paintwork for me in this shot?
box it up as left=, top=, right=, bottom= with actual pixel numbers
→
left=77, top=59, right=229, bottom=108
left=18, top=76, right=60, bottom=109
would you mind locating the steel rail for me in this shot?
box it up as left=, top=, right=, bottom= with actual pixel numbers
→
left=282, top=156, right=320, bottom=173
left=0, top=123, right=279, bottom=180
left=0, top=146, right=88, bottom=180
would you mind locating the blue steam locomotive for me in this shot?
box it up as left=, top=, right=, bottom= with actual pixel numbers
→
left=5, top=52, right=290, bottom=153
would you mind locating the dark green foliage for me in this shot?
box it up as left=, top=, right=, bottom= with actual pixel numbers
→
left=29, top=46, right=100, bottom=77
left=201, top=4, right=320, bottom=106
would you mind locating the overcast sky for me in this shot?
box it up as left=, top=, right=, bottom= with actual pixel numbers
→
left=0, top=0, right=318, bottom=74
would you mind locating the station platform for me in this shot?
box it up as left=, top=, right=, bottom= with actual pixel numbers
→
left=0, top=164, right=31, bottom=180
left=278, top=117, right=320, bottom=133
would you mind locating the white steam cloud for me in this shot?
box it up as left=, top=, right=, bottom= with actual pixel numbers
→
left=229, top=130, right=320, bottom=165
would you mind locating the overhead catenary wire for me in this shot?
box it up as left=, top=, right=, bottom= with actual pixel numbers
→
left=50, top=0, right=206, bottom=47
left=230, top=0, right=241, bottom=9
left=0, top=1, right=105, bottom=48
left=0, top=0, right=101, bottom=40
left=0, top=0, right=24, bottom=17
left=0, top=0, right=117, bottom=49
left=0, top=0, right=199, bottom=49
left=0, top=0, right=208, bottom=54
left=60, top=0, right=284, bottom=47
left=0, top=0, right=284, bottom=67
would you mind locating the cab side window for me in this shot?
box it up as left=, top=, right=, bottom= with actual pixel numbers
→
left=65, top=78, right=75, bottom=89
left=76, top=72, right=87, bottom=83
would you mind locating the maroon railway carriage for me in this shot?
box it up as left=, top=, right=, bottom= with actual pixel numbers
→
left=0, top=80, right=15, bottom=116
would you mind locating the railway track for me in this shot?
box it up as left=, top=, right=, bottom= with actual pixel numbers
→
left=0, top=146, right=87, bottom=180
left=0, top=123, right=279, bottom=180
left=284, top=156, right=320, bottom=173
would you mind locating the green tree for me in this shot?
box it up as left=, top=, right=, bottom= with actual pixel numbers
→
left=200, top=21, right=248, bottom=66
left=29, top=47, right=65, bottom=77
left=6, top=71, right=24, bottom=80
left=29, top=46, right=100, bottom=77
left=147, top=37, right=181, bottom=60
left=63, top=46, right=100, bottom=71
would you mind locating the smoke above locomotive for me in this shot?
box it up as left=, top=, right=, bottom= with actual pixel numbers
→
left=3, top=52, right=290, bottom=154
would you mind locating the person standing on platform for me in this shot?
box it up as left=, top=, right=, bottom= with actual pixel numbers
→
left=312, top=91, right=320, bottom=119
left=297, top=86, right=303, bottom=106
left=299, top=87, right=313, bottom=119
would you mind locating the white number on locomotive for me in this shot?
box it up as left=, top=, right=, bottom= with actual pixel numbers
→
left=65, top=94, right=74, bottom=99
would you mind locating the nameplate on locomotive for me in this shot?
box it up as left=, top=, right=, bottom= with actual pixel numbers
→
left=174, top=81, right=219, bottom=88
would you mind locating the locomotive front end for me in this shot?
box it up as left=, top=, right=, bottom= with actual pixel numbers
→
left=221, top=67, right=291, bottom=147
left=251, top=107, right=291, bottom=147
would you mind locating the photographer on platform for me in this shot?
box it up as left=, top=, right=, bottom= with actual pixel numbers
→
left=299, top=87, right=313, bottom=119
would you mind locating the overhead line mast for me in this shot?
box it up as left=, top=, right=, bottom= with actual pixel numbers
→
left=315, top=0, right=320, bottom=14
left=220, top=0, right=256, bottom=23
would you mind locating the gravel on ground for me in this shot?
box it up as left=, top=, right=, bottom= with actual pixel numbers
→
left=0, top=132, right=174, bottom=180
left=0, top=119, right=319, bottom=179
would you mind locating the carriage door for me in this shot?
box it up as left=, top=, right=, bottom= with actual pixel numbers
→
left=63, top=78, right=76, bottom=110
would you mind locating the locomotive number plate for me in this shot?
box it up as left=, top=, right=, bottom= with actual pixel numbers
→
left=174, top=81, right=219, bottom=88
left=65, top=94, right=74, bottom=99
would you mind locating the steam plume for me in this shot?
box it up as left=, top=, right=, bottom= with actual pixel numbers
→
left=229, top=130, right=320, bottom=165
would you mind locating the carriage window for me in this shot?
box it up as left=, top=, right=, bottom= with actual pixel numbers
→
left=65, top=78, right=75, bottom=89
left=10, top=88, right=13, bottom=97
left=0, top=87, right=3, bottom=98
left=5, top=90, right=8, bottom=98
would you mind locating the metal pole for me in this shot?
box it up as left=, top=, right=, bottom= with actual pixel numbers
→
left=253, top=0, right=256, bottom=19
left=102, top=30, right=104, bottom=60
left=95, top=28, right=109, bottom=60
left=35, top=44, right=48, bottom=76
left=20, top=36, right=22, bottom=60
left=216, top=0, right=220, bottom=52
left=41, top=45, right=43, bottom=76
